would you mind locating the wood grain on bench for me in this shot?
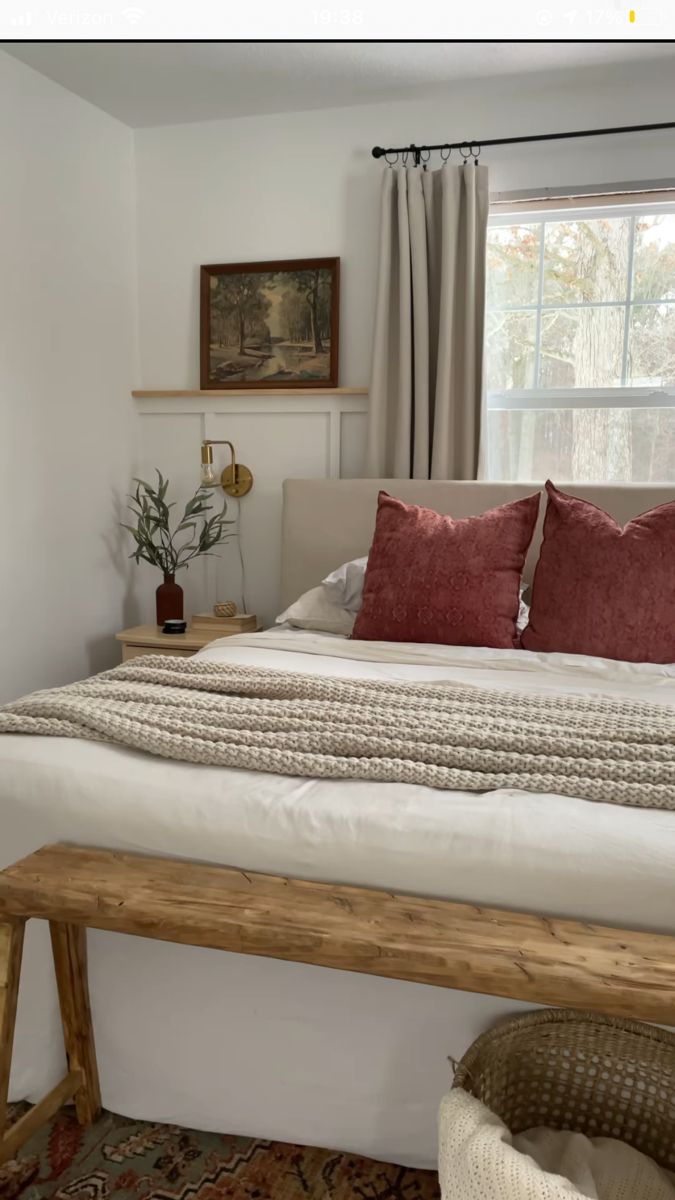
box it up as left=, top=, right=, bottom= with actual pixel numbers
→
left=1, top=844, right=674, bottom=1023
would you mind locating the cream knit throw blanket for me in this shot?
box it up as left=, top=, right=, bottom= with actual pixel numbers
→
left=439, top=1089, right=675, bottom=1200
left=1, top=655, right=675, bottom=810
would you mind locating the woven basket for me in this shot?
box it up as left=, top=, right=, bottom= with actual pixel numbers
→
left=214, top=601, right=237, bottom=618
left=452, top=1008, right=675, bottom=1172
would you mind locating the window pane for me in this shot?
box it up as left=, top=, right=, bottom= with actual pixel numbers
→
left=487, top=409, right=573, bottom=481
left=486, top=223, right=540, bottom=307
left=487, top=407, right=675, bottom=483
left=627, top=303, right=675, bottom=386
left=486, top=310, right=536, bottom=390
left=539, top=306, right=625, bottom=388
left=543, top=217, right=630, bottom=304
left=632, top=214, right=675, bottom=300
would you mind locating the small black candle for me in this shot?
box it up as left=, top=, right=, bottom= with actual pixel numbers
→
left=163, top=619, right=187, bottom=635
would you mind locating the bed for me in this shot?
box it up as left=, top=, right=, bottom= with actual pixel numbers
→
left=2, top=478, right=675, bottom=1169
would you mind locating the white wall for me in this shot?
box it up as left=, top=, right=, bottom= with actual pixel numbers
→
left=132, top=58, right=675, bottom=623
left=0, top=52, right=138, bottom=702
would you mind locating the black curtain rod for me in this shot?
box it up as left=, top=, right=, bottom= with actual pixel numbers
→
left=372, top=120, right=675, bottom=164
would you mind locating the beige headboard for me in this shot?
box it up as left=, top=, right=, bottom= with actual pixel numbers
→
left=280, top=478, right=675, bottom=608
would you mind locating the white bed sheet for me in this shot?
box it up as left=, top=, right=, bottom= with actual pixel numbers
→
left=2, top=629, right=675, bottom=1168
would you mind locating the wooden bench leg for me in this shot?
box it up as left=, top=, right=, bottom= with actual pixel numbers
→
left=1, top=919, right=93, bottom=1167
left=0, top=920, right=25, bottom=1139
left=50, top=922, right=101, bottom=1126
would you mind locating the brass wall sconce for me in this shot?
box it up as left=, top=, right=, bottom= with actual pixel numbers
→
left=200, top=440, right=253, bottom=498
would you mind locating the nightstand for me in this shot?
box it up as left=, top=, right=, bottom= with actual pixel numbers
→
left=116, top=623, right=257, bottom=663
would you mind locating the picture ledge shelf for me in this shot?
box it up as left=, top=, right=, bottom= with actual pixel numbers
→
left=132, top=387, right=368, bottom=398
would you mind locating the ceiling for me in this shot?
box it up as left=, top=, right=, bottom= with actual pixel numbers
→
left=3, top=41, right=675, bottom=129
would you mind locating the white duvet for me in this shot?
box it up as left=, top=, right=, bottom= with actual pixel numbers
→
left=2, top=629, right=675, bottom=1168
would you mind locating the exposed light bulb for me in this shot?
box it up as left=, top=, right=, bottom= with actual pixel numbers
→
left=200, top=461, right=218, bottom=487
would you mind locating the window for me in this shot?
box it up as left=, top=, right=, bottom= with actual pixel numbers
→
left=485, top=199, right=675, bottom=482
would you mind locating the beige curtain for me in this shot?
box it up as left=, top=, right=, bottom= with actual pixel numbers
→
left=365, top=164, right=489, bottom=480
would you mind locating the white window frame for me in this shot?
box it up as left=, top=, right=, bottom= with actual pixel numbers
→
left=487, top=199, right=675, bottom=413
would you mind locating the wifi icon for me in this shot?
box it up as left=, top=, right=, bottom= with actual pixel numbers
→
left=122, top=6, right=145, bottom=23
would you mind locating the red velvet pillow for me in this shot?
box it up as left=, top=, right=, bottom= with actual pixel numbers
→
left=351, top=490, right=540, bottom=648
left=521, top=481, right=675, bottom=663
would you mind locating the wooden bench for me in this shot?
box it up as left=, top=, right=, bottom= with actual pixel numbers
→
left=1, top=842, right=675, bottom=1165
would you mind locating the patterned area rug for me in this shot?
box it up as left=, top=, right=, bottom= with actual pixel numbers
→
left=1, top=1105, right=440, bottom=1200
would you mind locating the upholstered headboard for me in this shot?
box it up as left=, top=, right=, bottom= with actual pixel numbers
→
left=280, top=479, right=675, bottom=608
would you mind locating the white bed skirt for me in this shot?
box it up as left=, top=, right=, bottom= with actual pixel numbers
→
left=14, top=920, right=537, bottom=1168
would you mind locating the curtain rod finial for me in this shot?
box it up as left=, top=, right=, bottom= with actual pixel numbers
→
left=372, top=146, right=385, bottom=159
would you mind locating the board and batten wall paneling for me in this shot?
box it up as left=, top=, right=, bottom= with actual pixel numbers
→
left=340, top=410, right=369, bottom=480
left=135, top=393, right=368, bottom=626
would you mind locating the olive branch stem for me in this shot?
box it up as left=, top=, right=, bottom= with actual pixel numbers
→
left=121, top=469, right=234, bottom=575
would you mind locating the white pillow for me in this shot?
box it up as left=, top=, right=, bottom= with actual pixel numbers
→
left=275, top=586, right=354, bottom=636
left=322, top=556, right=368, bottom=614
left=517, top=595, right=529, bottom=635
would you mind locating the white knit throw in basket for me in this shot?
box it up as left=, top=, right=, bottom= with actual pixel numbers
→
left=439, top=1088, right=675, bottom=1200
left=441, top=1010, right=675, bottom=1200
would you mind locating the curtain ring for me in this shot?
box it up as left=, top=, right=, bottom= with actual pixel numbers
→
left=459, top=143, right=472, bottom=165
left=440, top=146, right=451, bottom=164
left=384, top=151, right=398, bottom=167
left=419, top=147, right=431, bottom=171
left=401, top=149, right=409, bottom=166
left=471, top=142, right=481, bottom=165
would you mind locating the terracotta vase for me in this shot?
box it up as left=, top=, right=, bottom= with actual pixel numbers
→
left=156, top=573, right=184, bottom=626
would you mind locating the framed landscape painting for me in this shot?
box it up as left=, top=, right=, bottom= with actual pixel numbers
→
left=200, top=257, right=339, bottom=389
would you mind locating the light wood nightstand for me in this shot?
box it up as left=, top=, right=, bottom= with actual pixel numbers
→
left=116, top=623, right=258, bottom=662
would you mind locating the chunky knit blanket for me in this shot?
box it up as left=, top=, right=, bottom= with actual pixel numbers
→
left=1, top=655, right=675, bottom=810
left=439, top=1089, right=675, bottom=1199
